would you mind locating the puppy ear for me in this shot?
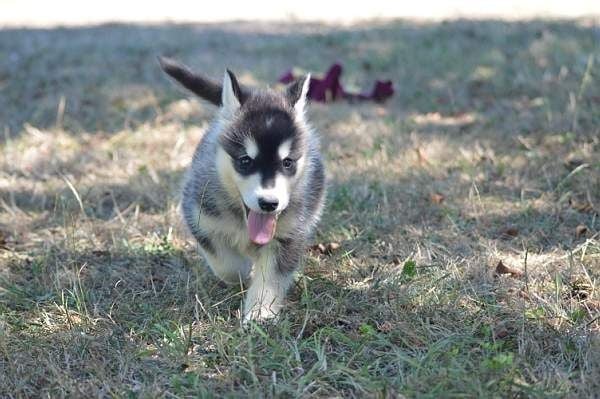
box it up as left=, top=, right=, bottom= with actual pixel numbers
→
left=221, top=69, right=243, bottom=114
left=287, top=74, right=311, bottom=113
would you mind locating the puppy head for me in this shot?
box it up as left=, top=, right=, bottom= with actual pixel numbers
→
left=217, top=70, right=310, bottom=214
left=160, top=58, right=311, bottom=243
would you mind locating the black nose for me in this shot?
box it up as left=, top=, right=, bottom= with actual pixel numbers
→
left=258, top=198, right=278, bottom=212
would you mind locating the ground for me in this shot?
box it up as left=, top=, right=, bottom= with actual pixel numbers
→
left=0, top=19, right=599, bottom=398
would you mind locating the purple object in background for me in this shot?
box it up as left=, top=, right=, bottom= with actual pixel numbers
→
left=278, top=62, right=394, bottom=103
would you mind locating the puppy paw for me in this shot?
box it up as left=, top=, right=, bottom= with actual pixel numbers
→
left=242, top=303, right=281, bottom=324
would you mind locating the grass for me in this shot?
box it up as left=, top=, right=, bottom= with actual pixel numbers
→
left=1, top=18, right=599, bottom=397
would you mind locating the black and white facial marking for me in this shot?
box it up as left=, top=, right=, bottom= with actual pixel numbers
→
left=217, top=71, right=310, bottom=215
left=221, top=107, right=305, bottom=214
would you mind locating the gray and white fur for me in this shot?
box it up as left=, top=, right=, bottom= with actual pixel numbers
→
left=159, top=57, right=326, bottom=322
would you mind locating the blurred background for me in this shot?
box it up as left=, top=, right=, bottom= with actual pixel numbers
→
left=1, top=0, right=600, bottom=26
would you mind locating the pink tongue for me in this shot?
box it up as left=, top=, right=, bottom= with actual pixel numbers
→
left=247, top=211, right=277, bottom=245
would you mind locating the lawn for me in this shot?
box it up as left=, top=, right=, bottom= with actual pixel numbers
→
left=0, top=18, right=599, bottom=397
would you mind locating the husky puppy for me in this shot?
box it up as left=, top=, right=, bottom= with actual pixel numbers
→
left=159, top=57, right=326, bottom=322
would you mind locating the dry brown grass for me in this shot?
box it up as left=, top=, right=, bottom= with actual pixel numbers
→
left=0, top=19, right=599, bottom=397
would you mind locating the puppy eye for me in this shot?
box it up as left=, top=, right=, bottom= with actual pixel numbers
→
left=282, top=158, right=295, bottom=169
left=237, top=155, right=253, bottom=169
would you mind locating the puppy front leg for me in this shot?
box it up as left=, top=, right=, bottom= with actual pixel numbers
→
left=243, top=264, right=290, bottom=323
left=243, top=239, right=303, bottom=323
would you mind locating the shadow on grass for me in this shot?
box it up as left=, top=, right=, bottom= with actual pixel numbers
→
left=0, top=242, right=597, bottom=396
left=0, top=243, right=242, bottom=396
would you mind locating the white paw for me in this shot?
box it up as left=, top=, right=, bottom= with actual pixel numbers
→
left=242, top=301, right=282, bottom=324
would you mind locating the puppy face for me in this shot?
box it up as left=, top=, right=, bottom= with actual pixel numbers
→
left=216, top=70, right=310, bottom=217
left=220, top=106, right=305, bottom=215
